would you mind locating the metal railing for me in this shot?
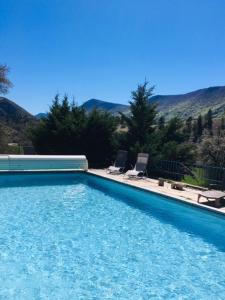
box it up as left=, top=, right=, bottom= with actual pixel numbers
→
left=150, top=160, right=225, bottom=190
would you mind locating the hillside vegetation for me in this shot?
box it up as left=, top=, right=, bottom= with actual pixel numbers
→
left=0, top=97, right=36, bottom=149
left=152, top=86, right=225, bottom=120
left=1, top=85, right=225, bottom=159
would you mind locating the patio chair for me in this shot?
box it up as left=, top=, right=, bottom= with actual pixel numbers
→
left=125, top=153, right=149, bottom=179
left=107, top=150, right=128, bottom=174
left=197, top=190, right=225, bottom=208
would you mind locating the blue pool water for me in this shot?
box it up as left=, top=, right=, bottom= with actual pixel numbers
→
left=0, top=173, right=225, bottom=299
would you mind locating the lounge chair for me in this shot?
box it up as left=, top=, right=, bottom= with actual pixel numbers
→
left=197, top=190, right=225, bottom=208
left=107, top=150, right=128, bottom=174
left=125, top=153, right=149, bottom=179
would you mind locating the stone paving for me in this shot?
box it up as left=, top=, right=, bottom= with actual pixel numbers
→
left=89, top=169, right=225, bottom=215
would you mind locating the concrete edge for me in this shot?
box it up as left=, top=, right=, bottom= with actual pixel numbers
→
left=88, top=170, right=225, bottom=218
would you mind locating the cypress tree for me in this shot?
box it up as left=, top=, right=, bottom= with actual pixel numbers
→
left=158, top=116, right=165, bottom=130
left=183, top=116, right=193, bottom=140
left=192, top=120, right=198, bottom=142
left=186, top=116, right=193, bottom=132
left=205, top=109, right=213, bottom=133
left=120, top=81, right=157, bottom=150
left=221, top=117, right=225, bottom=130
left=197, top=115, right=203, bottom=137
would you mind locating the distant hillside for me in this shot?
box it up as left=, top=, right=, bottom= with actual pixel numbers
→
left=151, top=86, right=225, bottom=119
left=0, top=97, right=36, bottom=146
left=81, top=86, right=225, bottom=120
left=0, top=97, right=34, bottom=125
left=35, top=112, right=47, bottom=119
left=82, top=99, right=129, bottom=115
left=2, top=85, right=225, bottom=149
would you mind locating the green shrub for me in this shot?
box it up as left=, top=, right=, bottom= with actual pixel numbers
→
left=182, top=168, right=208, bottom=187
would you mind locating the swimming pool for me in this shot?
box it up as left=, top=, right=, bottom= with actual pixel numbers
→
left=0, top=172, right=225, bottom=299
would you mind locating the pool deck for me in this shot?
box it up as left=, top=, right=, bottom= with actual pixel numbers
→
left=89, top=169, right=225, bottom=216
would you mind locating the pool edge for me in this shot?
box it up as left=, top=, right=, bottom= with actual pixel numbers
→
left=87, top=171, right=225, bottom=218
left=1, top=168, right=224, bottom=218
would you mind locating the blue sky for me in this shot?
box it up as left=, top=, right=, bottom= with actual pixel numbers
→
left=1, top=0, right=225, bottom=114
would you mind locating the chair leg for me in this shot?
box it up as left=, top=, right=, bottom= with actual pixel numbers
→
left=215, top=198, right=221, bottom=208
left=145, top=169, right=148, bottom=178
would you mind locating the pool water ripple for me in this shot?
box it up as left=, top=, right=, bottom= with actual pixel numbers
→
left=0, top=173, right=225, bottom=299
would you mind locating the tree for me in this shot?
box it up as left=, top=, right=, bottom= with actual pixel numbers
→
left=162, top=117, right=185, bottom=144
left=159, top=117, right=195, bottom=164
left=192, top=120, right=198, bottom=142
left=183, top=116, right=193, bottom=140
left=84, top=109, right=117, bottom=167
left=158, top=116, right=165, bottom=130
left=192, top=115, right=203, bottom=143
left=204, top=109, right=213, bottom=134
left=186, top=116, right=193, bottom=132
left=160, top=141, right=195, bottom=164
left=221, top=117, right=225, bottom=130
left=120, top=81, right=157, bottom=159
left=29, top=94, right=87, bottom=155
left=0, top=124, right=6, bottom=152
left=29, top=95, right=117, bottom=167
left=199, top=134, right=225, bottom=167
left=0, top=64, right=13, bottom=94
left=197, top=115, right=203, bottom=137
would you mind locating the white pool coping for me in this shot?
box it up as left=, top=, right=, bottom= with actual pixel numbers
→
left=0, top=167, right=224, bottom=217
left=88, top=169, right=225, bottom=217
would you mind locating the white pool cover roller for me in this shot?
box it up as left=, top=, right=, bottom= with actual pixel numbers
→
left=0, top=155, right=88, bottom=171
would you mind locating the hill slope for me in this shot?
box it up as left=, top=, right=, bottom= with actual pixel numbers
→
left=35, top=112, right=47, bottom=119
left=82, top=99, right=129, bottom=115
left=82, top=86, right=225, bottom=119
left=0, top=97, right=36, bottom=146
left=1, top=85, right=225, bottom=148
left=151, top=86, right=225, bottom=119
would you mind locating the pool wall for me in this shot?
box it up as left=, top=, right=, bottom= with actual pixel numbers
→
left=87, top=171, right=225, bottom=218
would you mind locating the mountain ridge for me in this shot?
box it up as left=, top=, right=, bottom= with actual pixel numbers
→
left=1, top=85, right=225, bottom=131
left=0, top=97, right=36, bottom=146
left=81, top=86, right=225, bottom=119
left=1, top=85, right=225, bottom=148
left=150, top=86, right=225, bottom=119
left=81, top=98, right=129, bottom=115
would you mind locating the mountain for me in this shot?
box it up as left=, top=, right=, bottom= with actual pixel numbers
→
left=0, top=97, right=36, bottom=146
left=35, top=112, right=47, bottom=119
left=0, top=97, right=34, bottom=125
left=151, top=86, right=225, bottom=119
left=82, top=99, right=129, bottom=115
left=2, top=85, right=225, bottom=148
left=81, top=86, right=225, bottom=120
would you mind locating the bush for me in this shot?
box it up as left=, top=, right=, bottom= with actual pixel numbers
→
left=29, top=95, right=118, bottom=168
left=182, top=168, right=208, bottom=187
